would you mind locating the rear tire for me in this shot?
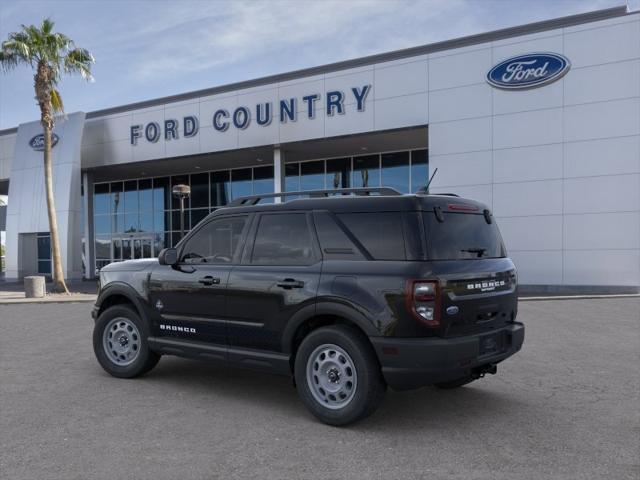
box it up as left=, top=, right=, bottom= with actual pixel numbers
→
left=294, top=325, right=386, bottom=426
left=434, top=376, right=475, bottom=389
left=93, top=305, right=160, bottom=378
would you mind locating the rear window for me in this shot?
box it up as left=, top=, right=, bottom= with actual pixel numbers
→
left=337, top=212, right=405, bottom=260
left=423, top=212, right=505, bottom=260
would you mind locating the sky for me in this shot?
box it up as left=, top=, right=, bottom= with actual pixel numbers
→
left=0, top=0, right=636, bottom=130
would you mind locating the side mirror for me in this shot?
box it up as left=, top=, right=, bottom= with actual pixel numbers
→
left=158, top=248, right=178, bottom=266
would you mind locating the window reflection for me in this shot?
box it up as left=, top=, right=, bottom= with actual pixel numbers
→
left=231, top=168, right=252, bottom=199
left=381, top=152, right=410, bottom=193
left=211, top=171, right=230, bottom=206
left=92, top=149, right=428, bottom=272
left=410, top=149, right=429, bottom=193
left=253, top=166, right=274, bottom=201
left=326, top=158, right=350, bottom=190
left=285, top=163, right=300, bottom=192
left=190, top=173, right=209, bottom=208
left=94, top=184, right=110, bottom=214
left=301, top=161, right=324, bottom=191
left=352, top=155, right=380, bottom=188
left=153, top=177, right=170, bottom=211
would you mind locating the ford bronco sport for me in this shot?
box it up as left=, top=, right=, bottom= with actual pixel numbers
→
left=92, top=187, right=524, bottom=425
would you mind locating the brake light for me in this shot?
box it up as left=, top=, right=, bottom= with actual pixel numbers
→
left=448, top=203, right=478, bottom=212
left=406, top=280, right=440, bottom=327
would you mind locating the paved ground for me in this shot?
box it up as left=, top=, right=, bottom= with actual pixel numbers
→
left=0, top=299, right=638, bottom=480
left=0, top=279, right=97, bottom=304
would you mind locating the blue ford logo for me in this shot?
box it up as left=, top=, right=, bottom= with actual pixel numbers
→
left=446, top=306, right=459, bottom=316
left=487, top=53, right=570, bottom=90
left=29, top=133, right=59, bottom=151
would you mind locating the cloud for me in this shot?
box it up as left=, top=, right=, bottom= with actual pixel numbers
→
left=0, top=0, right=626, bottom=129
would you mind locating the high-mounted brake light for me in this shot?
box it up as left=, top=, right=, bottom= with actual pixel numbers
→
left=406, top=280, right=440, bottom=327
left=448, top=203, right=479, bottom=212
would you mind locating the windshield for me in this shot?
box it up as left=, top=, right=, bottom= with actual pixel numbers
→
left=423, top=212, right=506, bottom=260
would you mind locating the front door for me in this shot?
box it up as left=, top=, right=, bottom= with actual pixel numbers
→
left=226, top=212, right=322, bottom=352
left=148, top=214, right=251, bottom=347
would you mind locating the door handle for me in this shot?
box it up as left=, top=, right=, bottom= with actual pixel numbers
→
left=276, top=278, right=305, bottom=289
left=198, top=276, right=221, bottom=286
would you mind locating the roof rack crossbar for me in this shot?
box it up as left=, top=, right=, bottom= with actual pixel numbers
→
left=226, top=187, right=402, bottom=207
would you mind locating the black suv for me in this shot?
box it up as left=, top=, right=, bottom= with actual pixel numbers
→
left=92, top=188, right=524, bottom=425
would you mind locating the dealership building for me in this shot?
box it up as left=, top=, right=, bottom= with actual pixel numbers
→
left=0, top=6, right=638, bottom=292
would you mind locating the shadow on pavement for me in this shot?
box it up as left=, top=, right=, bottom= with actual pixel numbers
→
left=126, top=355, right=529, bottom=430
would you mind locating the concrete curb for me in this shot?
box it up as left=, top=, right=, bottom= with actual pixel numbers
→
left=0, top=295, right=97, bottom=305
left=519, top=294, right=640, bottom=302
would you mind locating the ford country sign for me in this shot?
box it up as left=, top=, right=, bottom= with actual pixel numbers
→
left=29, top=133, right=59, bottom=151
left=487, top=53, right=570, bottom=90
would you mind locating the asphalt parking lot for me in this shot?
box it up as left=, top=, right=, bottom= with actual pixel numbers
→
left=0, top=298, right=638, bottom=480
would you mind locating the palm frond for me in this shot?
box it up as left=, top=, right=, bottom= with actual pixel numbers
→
left=64, top=47, right=94, bottom=81
left=50, top=88, right=64, bottom=114
left=0, top=50, right=19, bottom=70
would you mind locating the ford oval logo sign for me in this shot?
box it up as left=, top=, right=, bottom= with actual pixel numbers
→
left=29, top=133, right=59, bottom=151
left=487, top=53, right=570, bottom=90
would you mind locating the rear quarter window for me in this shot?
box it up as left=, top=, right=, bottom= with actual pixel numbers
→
left=337, top=212, right=406, bottom=260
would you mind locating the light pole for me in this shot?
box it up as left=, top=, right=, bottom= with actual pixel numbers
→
left=172, top=184, right=191, bottom=240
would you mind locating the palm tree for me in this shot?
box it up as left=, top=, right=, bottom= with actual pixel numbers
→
left=0, top=19, right=94, bottom=293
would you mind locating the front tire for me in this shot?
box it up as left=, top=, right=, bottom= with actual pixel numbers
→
left=294, top=325, right=386, bottom=426
left=93, top=305, right=160, bottom=378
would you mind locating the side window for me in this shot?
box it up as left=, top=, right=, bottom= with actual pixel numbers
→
left=251, top=213, right=315, bottom=265
left=337, top=212, right=406, bottom=260
left=313, top=211, right=366, bottom=260
left=181, top=216, right=247, bottom=264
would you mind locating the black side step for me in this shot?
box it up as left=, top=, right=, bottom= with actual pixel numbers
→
left=148, top=337, right=291, bottom=376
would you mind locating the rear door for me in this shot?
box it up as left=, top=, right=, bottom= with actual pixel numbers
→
left=226, top=212, right=322, bottom=351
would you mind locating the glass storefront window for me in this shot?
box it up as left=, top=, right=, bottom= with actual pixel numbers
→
left=285, top=163, right=300, bottom=192
left=139, top=213, right=153, bottom=232
left=95, top=236, right=111, bottom=260
left=153, top=177, right=171, bottom=211
left=172, top=210, right=188, bottom=233
left=154, top=233, right=165, bottom=254
left=253, top=166, right=274, bottom=201
left=190, top=173, right=209, bottom=208
left=153, top=210, right=168, bottom=232
left=94, top=183, right=110, bottom=215
left=94, top=214, right=111, bottom=235
left=124, top=180, right=138, bottom=213
left=231, top=168, right=252, bottom=199
left=326, top=158, right=350, bottom=190
left=381, top=151, right=410, bottom=194
left=110, top=182, right=123, bottom=218
left=211, top=171, right=230, bottom=206
left=353, top=155, right=380, bottom=188
left=91, top=149, right=427, bottom=273
left=139, top=178, right=153, bottom=211
left=410, top=149, right=429, bottom=193
left=301, top=160, right=324, bottom=191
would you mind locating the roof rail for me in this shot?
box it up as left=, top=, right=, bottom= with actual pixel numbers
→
left=226, top=187, right=402, bottom=207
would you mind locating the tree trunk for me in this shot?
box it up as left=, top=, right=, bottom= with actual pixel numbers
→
left=43, top=123, right=68, bottom=293
left=35, top=63, right=68, bottom=294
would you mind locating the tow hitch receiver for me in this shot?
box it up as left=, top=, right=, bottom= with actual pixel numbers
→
left=472, top=364, right=497, bottom=379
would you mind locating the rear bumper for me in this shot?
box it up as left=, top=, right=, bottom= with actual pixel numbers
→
left=370, top=323, right=524, bottom=391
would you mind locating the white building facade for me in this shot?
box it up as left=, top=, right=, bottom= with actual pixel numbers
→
left=0, top=6, right=638, bottom=292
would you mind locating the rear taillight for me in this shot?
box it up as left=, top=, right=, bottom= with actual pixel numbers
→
left=406, top=280, right=440, bottom=327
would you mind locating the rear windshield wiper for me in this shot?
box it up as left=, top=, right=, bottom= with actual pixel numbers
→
left=460, top=248, right=487, bottom=258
